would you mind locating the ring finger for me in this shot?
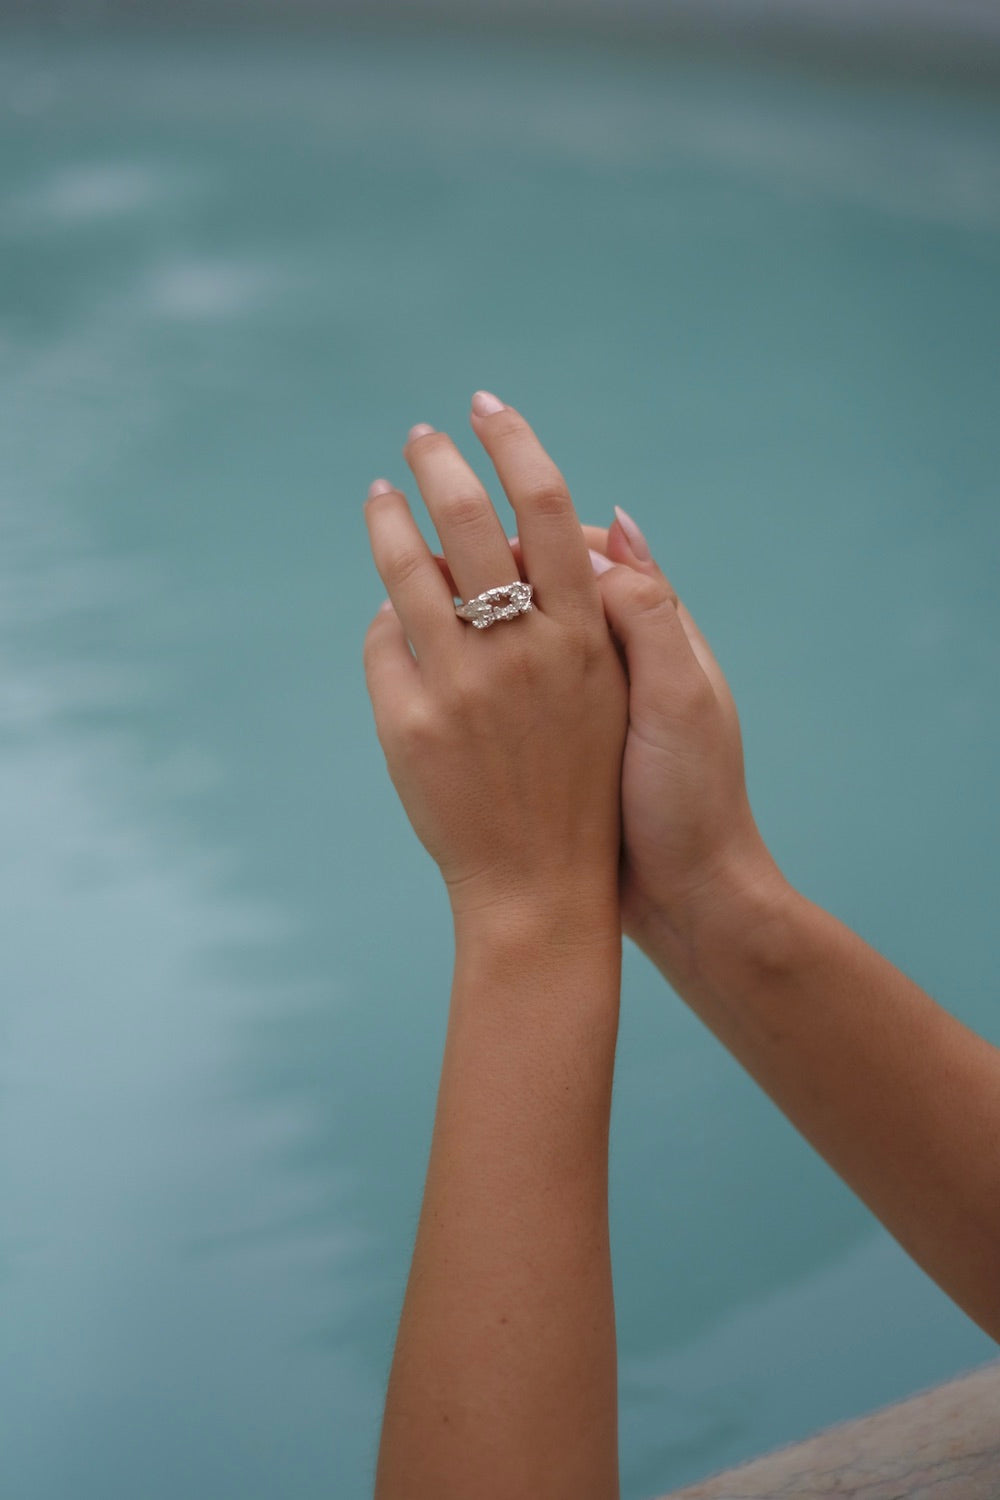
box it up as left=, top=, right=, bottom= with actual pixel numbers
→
left=404, top=424, right=521, bottom=606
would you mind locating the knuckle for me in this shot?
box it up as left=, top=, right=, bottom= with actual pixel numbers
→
left=464, top=632, right=531, bottom=692
left=396, top=694, right=437, bottom=747
left=502, top=637, right=543, bottom=687
left=386, top=546, right=426, bottom=590
left=441, top=491, right=490, bottom=533
left=448, top=672, right=487, bottom=718
left=523, top=478, right=571, bottom=518
left=626, top=573, right=675, bottom=619
left=445, top=656, right=479, bottom=700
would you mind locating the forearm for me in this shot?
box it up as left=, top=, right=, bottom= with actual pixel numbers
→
left=375, top=893, right=622, bottom=1500
left=645, top=868, right=1000, bottom=1340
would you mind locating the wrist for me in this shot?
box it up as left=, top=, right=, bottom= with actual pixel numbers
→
left=450, top=876, right=621, bottom=952
left=451, top=883, right=622, bottom=1015
left=633, top=844, right=800, bottom=996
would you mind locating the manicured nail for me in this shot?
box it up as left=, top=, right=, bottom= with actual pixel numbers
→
left=408, top=423, right=435, bottom=442
left=471, top=390, right=505, bottom=416
left=589, top=548, right=615, bottom=575
left=368, top=478, right=394, bottom=498
left=614, top=504, right=652, bottom=562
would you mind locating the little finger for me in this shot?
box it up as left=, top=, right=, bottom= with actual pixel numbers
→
left=364, top=483, right=458, bottom=660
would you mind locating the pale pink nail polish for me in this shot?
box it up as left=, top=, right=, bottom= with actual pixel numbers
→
left=408, top=423, right=435, bottom=442
left=589, top=548, right=615, bottom=575
left=614, top=504, right=652, bottom=562
left=471, top=390, right=505, bottom=416
left=367, top=478, right=394, bottom=498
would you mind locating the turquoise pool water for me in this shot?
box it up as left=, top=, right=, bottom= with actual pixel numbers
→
left=1, top=26, right=998, bottom=1498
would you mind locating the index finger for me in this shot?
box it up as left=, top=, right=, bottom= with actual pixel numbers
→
left=468, top=392, right=599, bottom=617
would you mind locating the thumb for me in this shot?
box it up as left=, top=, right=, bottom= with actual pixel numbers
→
left=591, top=504, right=688, bottom=668
left=596, top=508, right=736, bottom=715
left=591, top=550, right=705, bottom=734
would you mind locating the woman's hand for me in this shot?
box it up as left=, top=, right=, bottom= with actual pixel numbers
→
left=585, top=509, right=790, bottom=977
left=363, top=394, right=628, bottom=928
left=367, top=398, right=627, bottom=1499
left=585, top=515, right=1000, bottom=1346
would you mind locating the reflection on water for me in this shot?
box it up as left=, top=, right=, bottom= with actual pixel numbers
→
left=1, top=28, right=998, bottom=1500
left=14, top=162, right=165, bottom=223
left=0, top=483, right=382, bottom=1496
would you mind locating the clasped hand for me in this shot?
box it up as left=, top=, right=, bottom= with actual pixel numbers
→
left=364, top=392, right=784, bottom=960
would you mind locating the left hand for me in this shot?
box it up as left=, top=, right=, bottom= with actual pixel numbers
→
left=363, top=394, right=628, bottom=925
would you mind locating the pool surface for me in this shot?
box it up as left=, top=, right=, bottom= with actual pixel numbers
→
left=1, top=26, right=998, bottom=1498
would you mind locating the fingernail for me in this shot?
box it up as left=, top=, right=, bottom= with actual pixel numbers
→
left=589, top=548, right=615, bottom=575
left=614, top=504, right=652, bottom=562
left=368, top=478, right=394, bottom=498
left=378, top=597, right=395, bottom=613
left=471, top=390, right=505, bottom=416
left=407, top=423, right=435, bottom=442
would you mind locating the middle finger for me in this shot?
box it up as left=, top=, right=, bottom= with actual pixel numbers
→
left=404, top=425, right=521, bottom=606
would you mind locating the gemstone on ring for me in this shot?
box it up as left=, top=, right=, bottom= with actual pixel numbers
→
left=454, top=581, right=533, bottom=630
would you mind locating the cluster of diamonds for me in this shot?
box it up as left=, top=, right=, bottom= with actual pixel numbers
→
left=459, top=581, right=533, bottom=629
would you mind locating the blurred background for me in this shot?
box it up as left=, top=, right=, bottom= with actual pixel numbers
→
left=1, top=3, right=998, bottom=1497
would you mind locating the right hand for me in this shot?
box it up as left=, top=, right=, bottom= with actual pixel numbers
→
left=363, top=401, right=627, bottom=932
left=587, top=509, right=789, bottom=975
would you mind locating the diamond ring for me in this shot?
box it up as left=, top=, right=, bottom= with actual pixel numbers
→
left=454, top=581, right=533, bottom=630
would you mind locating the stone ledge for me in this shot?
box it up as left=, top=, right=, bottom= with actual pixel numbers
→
left=656, top=1360, right=1000, bottom=1499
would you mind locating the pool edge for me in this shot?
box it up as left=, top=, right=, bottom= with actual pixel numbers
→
left=655, top=1357, right=1000, bottom=1499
